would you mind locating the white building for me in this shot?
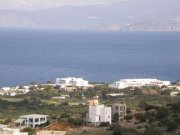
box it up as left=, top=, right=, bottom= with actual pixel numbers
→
left=56, top=77, right=89, bottom=88
left=109, top=79, right=171, bottom=89
left=36, top=131, right=66, bottom=135
left=112, top=102, right=127, bottom=120
left=0, top=124, right=28, bottom=135
left=0, top=90, right=6, bottom=96
left=86, top=105, right=111, bottom=125
left=15, top=114, right=48, bottom=128
left=1, top=87, right=11, bottom=92
left=106, top=93, right=124, bottom=97
left=170, top=91, right=180, bottom=97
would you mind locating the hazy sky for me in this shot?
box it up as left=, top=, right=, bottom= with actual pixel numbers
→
left=0, top=0, right=128, bottom=10
left=0, top=0, right=180, bottom=30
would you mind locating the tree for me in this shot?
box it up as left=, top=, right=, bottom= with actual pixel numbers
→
left=112, top=113, right=119, bottom=123
left=144, top=111, right=155, bottom=123
left=31, top=81, right=37, bottom=85
left=168, top=100, right=180, bottom=113
left=135, top=113, right=146, bottom=123
left=175, top=117, right=180, bottom=124
left=19, top=85, right=24, bottom=89
left=61, top=102, right=68, bottom=106
left=144, top=127, right=163, bottom=135
left=99, top=122, right=110, bottom=127
left=138, top=102, right=148, bottom=110
left=167, top=120, right=178, bottom=132
left=125, top=115, right=133, bottom=122
left=45, top=85, right=53, bottom=99
left=68, top=118, right=84, bottom=128
left=47, top=80, right=52, bottom=84
left=156, top=107, right=169, bottom=120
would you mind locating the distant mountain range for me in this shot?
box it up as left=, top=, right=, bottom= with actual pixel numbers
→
left=0, top=0, right=180, bottom=31
left=83, top=21, right=180, bottom=31
left=121, top=21, right=180, bottom=31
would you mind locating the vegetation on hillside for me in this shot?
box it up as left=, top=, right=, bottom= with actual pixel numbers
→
left=0, top=84, right=179, bottom=135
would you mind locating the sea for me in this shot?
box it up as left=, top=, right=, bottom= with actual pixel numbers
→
left=0, top=28, right=180, bottom=87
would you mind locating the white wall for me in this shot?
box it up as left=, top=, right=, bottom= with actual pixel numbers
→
left=88, top=105, right=111, bottom=124
left=56, top=77, right=89, bottom=87
left=109, top=79, right=171, bottom=89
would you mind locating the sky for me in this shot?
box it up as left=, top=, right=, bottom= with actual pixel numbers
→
left=0, top=0, right=128, bottom=10
left=0, top=0, right=180, bottom=30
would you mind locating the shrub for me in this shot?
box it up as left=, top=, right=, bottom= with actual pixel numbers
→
left=135, top=113, right=146, bottom=122
left=23, top=127, right=35, bottom=135
left=112, top=113, right=119, bottom=123
left=68, top=118, right=84, bottom=127
left=167, top=120, right=178, bottom=131
left=125, top=114, right=133, bottom=122
left=144, top=127, right=163, bottom=135
left=113, top=126, right=139, bottom=135
left=156, top=107, right=169, bottom=120
left=175, top=117, right=180, bottom=124
left=3, top=118, right=12, bottom=124
left=99, top=122, right=110, bottom=127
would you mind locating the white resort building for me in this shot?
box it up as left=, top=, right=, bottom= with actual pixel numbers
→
left=56, top=77, right=89, bottom=89
left=15, top=114, right=48, bottom=128
left=109, top=79, right=171, bottom=89
left=86, top=104, right=111, bottom=125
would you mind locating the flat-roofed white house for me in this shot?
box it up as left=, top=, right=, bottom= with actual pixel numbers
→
left=109, top=79, right=171, bottom=89
left=56, top=77, right=89, bottom=89
left=86, top=105, right=111, bottom=125
left=1, top=87, right=11, bottom=92
left=106, top=93, right=124, bottom=97
left=0, top=124, right=28, bottom=135
left=0, top=89, right=6, bottom=96
left=170, top=91, right=180, bottom=97
left=15, top=114, right=48, bottom=128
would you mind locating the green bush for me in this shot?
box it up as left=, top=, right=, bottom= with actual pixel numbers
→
left=167, top=120, right=178, bottom=131
left=23, top=127, right=35, bottom=135
left=144, top=127, right=163, bottom=135
left=135, top=113, right=146, bottom=122
left=125, top=114, right=133, bottom=122
left=112, top=113, right=119, bottom=123
left=113, top=126, right=139, bottom=135
left=3, top=118, right=12, bottom=124
left=68, top=118, right=84, bottom=127
left=99, top=122, right=110, bottom=127
left=156, top=107, right=169, bottom=120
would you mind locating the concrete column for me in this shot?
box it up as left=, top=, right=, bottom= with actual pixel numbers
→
left=33, top=118, right=35, bottom=128
left=26, top=118, right=29, bottom=127
left=45, top=116, right=47, bottom=123
left=39, top=118, right=41, bottom=125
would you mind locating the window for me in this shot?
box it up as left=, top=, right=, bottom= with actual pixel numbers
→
left=29, top=118, right=33, bottom=123
left=35, top=118, right=39, bottom=122
left=40, top=118, right=45, bottom=122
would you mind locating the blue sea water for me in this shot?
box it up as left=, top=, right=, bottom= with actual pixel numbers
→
left=0, top=29, right=180, bottom=87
